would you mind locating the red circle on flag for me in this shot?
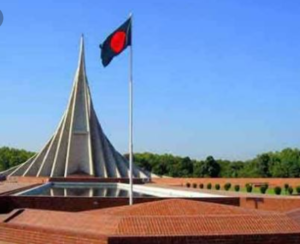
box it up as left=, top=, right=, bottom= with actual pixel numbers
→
left=110, top=31, right=126, bottom=53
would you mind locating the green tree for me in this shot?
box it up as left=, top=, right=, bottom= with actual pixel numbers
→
left=256, top=154, right=271, bottom=177
left=125, top=148, right=300, bottom=178
left=0, top=147, right=35, bottom=171
left=199, top=156, right=220, bottom=178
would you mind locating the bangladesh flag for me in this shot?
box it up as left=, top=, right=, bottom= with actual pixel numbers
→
left=100, top=17, right=132, bottom=67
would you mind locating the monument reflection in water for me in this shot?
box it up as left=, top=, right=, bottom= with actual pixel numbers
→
left=20, top=183, right=155, bottom=198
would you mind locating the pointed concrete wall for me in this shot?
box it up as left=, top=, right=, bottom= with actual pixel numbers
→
left=1, top=37, right=150, bottom=178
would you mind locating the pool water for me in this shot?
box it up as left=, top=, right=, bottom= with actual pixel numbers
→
left=16, top=182, right=226, bottom=198
left=18, top=183, right=155, bottom=198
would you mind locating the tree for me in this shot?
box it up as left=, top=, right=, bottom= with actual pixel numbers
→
left=180, top=157, right=193, bottom=176
left=229, top=161, right=244, bottom=177
left=127, top=148, right=300, bottom=178
left=200, top=156, right=220, bottom=178
left=239, top=160, right=260, bottom=178
left=0, top=147, right=35, bottom=171
left=256, top=154, right=271, bottom=177
left=193, top=161, right=204, bottom=177
left=152, top=162, right=168, bottom=176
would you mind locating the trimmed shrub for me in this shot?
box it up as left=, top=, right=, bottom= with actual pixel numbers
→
left=260, top=185, right=268, bottom=194
left=246, top=184, right=253, bottom=193
left=192, top=183, right=197, bottom=188
left=284, top=183, right=289, bottom=193
left=234, top=185, right=240, bottom=192
left=199, top=183, right=204, bottom=189
left=207, top=183, right=212, bottom=190
left=224, top=183, right=231, bottom=191
left=215, top=184, right=220, bottom=190
left=288, top=186, right=294, bottom=195
left=296, top=186, right=300, bottom=194
left=186, top=182, right=191, bottom=188
left=274, top=186, right=282, bottom=195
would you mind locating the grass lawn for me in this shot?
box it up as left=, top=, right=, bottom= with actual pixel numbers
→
left=228, top=187, right=292, bottom=196
left=187, top=185, right=299, bottom=196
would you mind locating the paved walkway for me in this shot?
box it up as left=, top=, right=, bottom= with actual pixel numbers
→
left=0, top=182, right=36, bottom=195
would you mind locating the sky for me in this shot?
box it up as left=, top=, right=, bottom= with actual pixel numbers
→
left=1, top=1, right=300, bottom=161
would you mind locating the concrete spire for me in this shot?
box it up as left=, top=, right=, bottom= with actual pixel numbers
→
left=1, top=36, right=150, bottom=178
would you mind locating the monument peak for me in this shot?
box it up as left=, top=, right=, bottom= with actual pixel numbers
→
left=2, top=37, right=149, bottom=178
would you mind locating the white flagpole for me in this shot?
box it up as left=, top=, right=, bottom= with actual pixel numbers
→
left=129, top=13, right=133, bottom=205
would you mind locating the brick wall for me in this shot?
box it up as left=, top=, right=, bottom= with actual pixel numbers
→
left=10, top=176, right=300, bottom=188
left=240, top=197, right=300, bottom=212
left=0, top=196, right=239, bottom=213
left=50, top=177, right=145, bottom=184
left=1, top=224, right=300, bottom=244
left=108, top=234, right=300, bottom=244
left=8, top=176, right=300, bottom=188
left=7, top=196, right=300, bottom=214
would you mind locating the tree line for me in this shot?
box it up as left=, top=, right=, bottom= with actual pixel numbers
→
left=1, top=146, right=300, bottom=178
left=130, top=148, right=300, bottom=178
left=0, top=147, right=35, bottom=171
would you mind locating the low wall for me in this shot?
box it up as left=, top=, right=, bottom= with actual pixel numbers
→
left=5, top=193, right=300, bottom=213
left=7, top=176, right=146, bottom=184
left=108, top=234, right=300, bottom=244
left=50, top=177, right=145, bottom=184
left=2, top=224, right=299, bottom=244
left=8, top=177, right=300, bottom=188
left=152, top=178, right=300, bottom=188
left=240, top=197, right=300, bottom=212
left=0, top=196, right=239, bottom=213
